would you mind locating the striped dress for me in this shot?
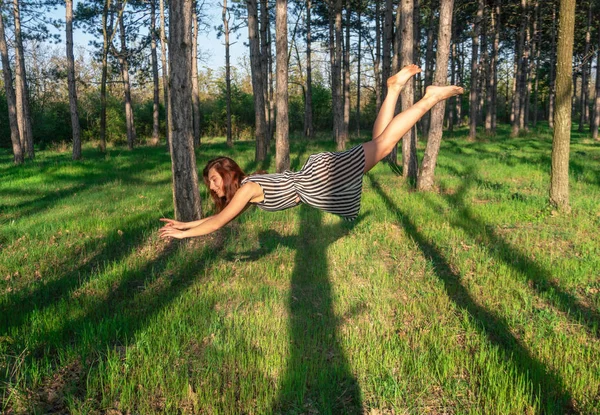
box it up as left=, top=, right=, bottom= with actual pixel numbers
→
left=241, top=144, right=365, bottom=220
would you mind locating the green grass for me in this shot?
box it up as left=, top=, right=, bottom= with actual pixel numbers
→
left=1, top=125, right=599, bottom=414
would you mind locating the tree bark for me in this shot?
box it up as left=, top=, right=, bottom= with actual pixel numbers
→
left=192, top=6, right=201, bottom=147
left=168, top=0, right=201, bottom=221
left=100, top=0, right=110, bottom=152
left=334, top=0, right=345, bottom=149
left=549, top=0, right=557, bottom=128
left=511, top=0, right=526, bottom=137
left=12, top=0, right=33, bottom=159
left=150, top=0, right=160, bottom=145
left=0, top=6, right=22, bottom=164
left=275, top=0, right=289, bottom=172
left=223, top=0, right=233, bottom=147
left=532, top=0, right=540, bottom=127
left=375, top=0, right=382, bottom=111
left=382, top=0, right=393, bottom=103
left=417, top=0, right=454, bottom=191
left=400, top=0, right=418, bottom=181
left=491, top=0, right=500, bottom=130
left=356, top=7, right=361, bottom=137
left=343, top=6, right=350, bottom=143
left=422, top=7, right=435, bottom=136
left=304, top=0, right=314, bottom=139
left=159, top=0, right=170, bottom=150
left=550, top=0, right=576, bottom=212
left=592, top=28, right=600, bottom=141
left=260, top=0, right=272, bottom=145
left=579, top=0, right=591, bottom=132
left=469, top=0, right=482, bottom=140
left=66, top=0, right=81, bottom=160
left=247, top=0, right=268, bottom=161
left=118, top=0, right=136, bottom=150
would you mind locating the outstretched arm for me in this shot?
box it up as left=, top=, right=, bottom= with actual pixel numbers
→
left=159, top=184, right=255, bottom=240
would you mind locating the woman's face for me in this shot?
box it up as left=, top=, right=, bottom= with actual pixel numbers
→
left=207, top=167, right=225, bottom=197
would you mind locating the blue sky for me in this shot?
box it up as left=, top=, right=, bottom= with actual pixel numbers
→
left=45, top=0, right=246, bottom=71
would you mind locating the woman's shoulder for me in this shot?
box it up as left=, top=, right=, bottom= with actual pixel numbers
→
left=240, top=178, right=265, bottom=204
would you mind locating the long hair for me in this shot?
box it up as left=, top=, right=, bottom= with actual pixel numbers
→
left=202, top=157, right=246, bottom=212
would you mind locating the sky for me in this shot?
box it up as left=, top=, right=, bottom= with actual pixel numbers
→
left=45, top=0, right=246, bottom=71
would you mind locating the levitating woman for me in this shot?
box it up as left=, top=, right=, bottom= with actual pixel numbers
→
left=159, top=65, right=463, bottom=240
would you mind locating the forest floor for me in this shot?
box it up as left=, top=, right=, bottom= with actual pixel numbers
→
left=1, top=124, right=599, bottom=414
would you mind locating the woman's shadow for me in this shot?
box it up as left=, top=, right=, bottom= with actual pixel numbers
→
left=228, top=206, right=365, bottom=414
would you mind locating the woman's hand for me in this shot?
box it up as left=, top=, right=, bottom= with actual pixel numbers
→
left=159, top=218, right=188, bottom=230
left=159, top=226, right=186, bottom=240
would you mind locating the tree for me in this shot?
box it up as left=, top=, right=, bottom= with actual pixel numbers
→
left=304, top=0, right=314, bottom=139
left=0, top=1, right=23, bottom=164
left=149, top=0, right=160, bottom=145
left=116, top=0, right=136, bottom=150
left=593, top=27, right=600, bottom=141
left=168, top=0, right=202, bottom=221
left=65, top=0, right=82, bottom=159
left=400, top=0, right=418, bottom=181
left=192, top=1, right=201, bottom=147
left=417, top=0, right=454, bottom=191
left=549, top=0, right=576, bottom=212
left=469, top=0, right=482, bottom=140
left=159, top=0, right=170, bottom=150
left=275, top=0, right=289, bottom=172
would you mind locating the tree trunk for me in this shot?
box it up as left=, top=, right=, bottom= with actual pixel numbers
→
left=550, top=0, right=576, bottom=212
left=160, top=0, right=170, bottom=151
left=469, top=0, right=482, bottom=140
left=268, top=23, right=275, bottom=147
left=457, top=39, right=463, bottom=125
left=0, top=7, right=22, bottom=164
left=382, top=0, right=393, bottom=103
left=375, top=0, right=382, bottom=111
left=247, top=0, right=268, bottom=161
left=223, top=0, right=233, bottom=147
left=479, top=9, right=487, bottom=127
left=511, top=0, right=526, bottom=137
left=275, top=0, right=290, bottom=172
left=579, top=0, right=591, bottom=132
left=400, top=0, right=418, bottom=181
left=304, top=0, right=314, bottom=139
left=100, top=0, right=110, bottom=152
left=592, top=28, right=600, bottom=141
left=343, top=6, right=350, bottom=143
left=168, top=0, right=201, bottom=221
left=12, top=0, right=33, bottom=159
left=150, top=0, right=160, bottom=145
left=192, top=6, right=201, bottom=147
left=260, top=0, right=272, bottom=145
left=417, top=0, right=453, bottom=191
left=532, top=0, right=540, bottom=127
left=422, top=8, right=435, bottom=136
left=523, top=4, right=532, bottom=132
left=485, top=2, right=496, bottom=133
left=66, top=0, right=81, bottom=160
left=356, top=8, right=361, bottom=137
left=449, top=22, right=456, bottom=132
left=549, top=0, right=557, bottom=128
left=491, top=0, right=500, bottom=130
left=334, top=0, right=345, bottom=150
left=118, top=0, right=136, bottom=150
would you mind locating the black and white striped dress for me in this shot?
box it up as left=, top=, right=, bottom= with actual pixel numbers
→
left=241, top=144, right=365, bottom=220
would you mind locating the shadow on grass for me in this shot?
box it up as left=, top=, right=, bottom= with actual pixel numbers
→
left=435, top=166, right=600, bottom=337
left=367, top=173, right=576, bottom=413
left=2, top=217, right=233, bottom=413
left=228, top=206, right=364, bottom=413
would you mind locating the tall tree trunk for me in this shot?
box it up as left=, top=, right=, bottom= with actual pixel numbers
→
left=260, top=0, right=272, bottom=145
left=150, top=0, right=160, bottom=145
left=12, top=0, right=33, bottom=159
left=550, top=0, right=576, bottom=212
left=223, top=0, right=233, bottom=147
left=118, top=0, right=136, bottom=150
left=485, top=1, right=496, bottom=133
left=100, top=0, right=110, bottom=152
left=356, top=8, right=361, bottom=137
left=532, top=0, right=540, bottom=127
left=330, top=0, right=344, bottom=150
left=457, top=38, right=463, bottom=125
left=159, top=0, right=170, bottom=151
left=449, top=21, right=456, bottom=132
left=479, top=9, right=487, bottom=126
left=168, top=0, right=201, bottom=221
left=417, top=0, right=454, bottom=191
left=275, top=0, right=289, bottom=172
left=491, top=0, right=500, bottom=130
left=343, top=6, right=350, bottom=142
left=469, top=0, right=482, bottom=140
left=0, top=6, right=22, bottom=164
left=192, top=6, right=201, bottom=147
left=579, top=0, right=591, bottom=132
left=304, top=0, right=314, bottom=139
left=268, top=24, right=275, bottom=147
left=523, top=3, right=532, bottom=131
left=422, top=7, right=435, bottom=136
left=382, top=0, right=393, bottom=103
left=511, top=0, right=526, bottom=137
left=592, top=27, right=600, bottom=141
left=549, top=0, right=557, bottom=128
left=66, top=0, right=81, bottom=160
left=247, top=0, right=268, bottom=161
left=375, top=0, right=382, bottom=111
left=401, top=0, right=418, bottom=181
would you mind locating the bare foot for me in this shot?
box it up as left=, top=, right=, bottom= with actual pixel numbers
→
left=387, top=64, right=421, bottom=93
left=424, top=85, right=464, bottom=102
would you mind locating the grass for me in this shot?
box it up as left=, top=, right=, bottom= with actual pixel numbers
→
left=0, top=124, right=599, bottom=414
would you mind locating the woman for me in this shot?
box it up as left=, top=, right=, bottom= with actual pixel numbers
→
left=159, top=65, right=463, bottom=240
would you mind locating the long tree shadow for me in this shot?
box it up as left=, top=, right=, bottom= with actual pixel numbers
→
left=436, top=166, right=600, bottom=337
left=230, top=206, right=363, bottom=413
left=5, top=223, right=234, bottom=413
left=367, top=174, right=575, bottom=413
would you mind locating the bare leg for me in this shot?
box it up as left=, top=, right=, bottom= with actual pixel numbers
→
left=363, top=85, right=464, bottom=173
left=372, top=64, right=422, bottom=140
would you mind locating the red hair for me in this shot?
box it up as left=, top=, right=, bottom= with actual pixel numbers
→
left=203, top=157, right=247, bottom=212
